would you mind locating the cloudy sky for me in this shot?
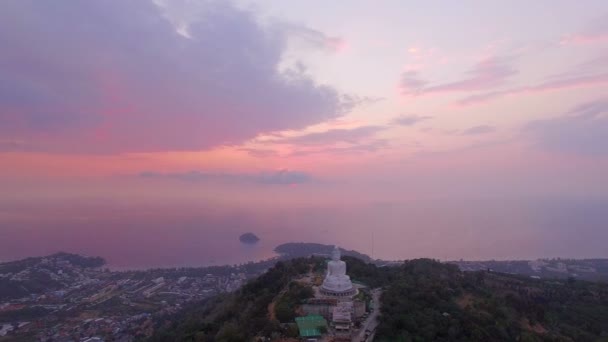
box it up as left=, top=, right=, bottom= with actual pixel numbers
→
left=1, top=0, right=607, bottom=263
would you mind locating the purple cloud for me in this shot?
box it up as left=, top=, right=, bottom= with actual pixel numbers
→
left=287, top=139, right=389, bottom=157
left=278, top=125, right=386, bottom=146
left=461, top=125, right=496, bottom=135
left=400, top=58, right=516, bottom=96
left=284, top=24, right=347, bottom=53
left=237, top=147, right=279, bottom=158
left=399, top=71, right=428, bottom=95
left=456, top=54, right=608, bottom=106
left=560, top=13, right=608, bottom=45
left=392, top=114, right=432, bottom=126
left=457, top=73, right=608, bottom=106
left=524, top=99, right=608, bottom=156
left=139, top=169, right=313, bottom=185
left=0, top=0, right=350, bottom=153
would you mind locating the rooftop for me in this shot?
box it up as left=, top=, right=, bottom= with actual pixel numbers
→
left=295, top=315, right=328, bottom=337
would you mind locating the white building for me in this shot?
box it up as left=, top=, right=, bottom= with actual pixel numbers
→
left=320, top=246, right=356, bottom=297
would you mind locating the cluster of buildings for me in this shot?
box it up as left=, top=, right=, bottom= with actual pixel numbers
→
left=296, top=246, right=377, bottom=341
left=529, top=259, right=598, bottom=275
left=0, top=255, right=259, bottom=341
left=451, top=258, right=605, bottom=281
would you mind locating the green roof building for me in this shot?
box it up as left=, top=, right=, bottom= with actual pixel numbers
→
left=295, top=315, right=328, bottom=338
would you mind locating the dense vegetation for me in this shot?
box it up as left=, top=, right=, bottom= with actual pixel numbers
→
left=375, top=259, right=608, bottom=342
left=342, top=255, right=392, bottom=287
left=151, top=257, right=324, bottom=341
left=274, top=282, right=314, bottom=323
left=3, top=248, right=607, bottom=341
left=152, top=255, right=608, bottom=342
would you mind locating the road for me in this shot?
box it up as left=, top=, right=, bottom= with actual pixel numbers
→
left=353, top=288, right=382, bottom=342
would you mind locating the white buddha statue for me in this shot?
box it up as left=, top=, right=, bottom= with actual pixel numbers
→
left=321, top=246, right=355, bottom=296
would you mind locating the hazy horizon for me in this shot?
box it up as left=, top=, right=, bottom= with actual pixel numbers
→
left=1, top=1, right=607, bottom=268
left=2, top=196, right=607, bottom=269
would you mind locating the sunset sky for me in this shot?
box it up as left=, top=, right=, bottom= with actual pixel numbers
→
left=1, top=1, right=607, bottom=265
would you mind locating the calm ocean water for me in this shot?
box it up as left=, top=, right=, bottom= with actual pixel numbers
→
left=1, top=197, right=607, bottom=269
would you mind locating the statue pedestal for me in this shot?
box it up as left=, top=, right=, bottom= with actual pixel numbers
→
left=320, top=286, right=357, bottom=297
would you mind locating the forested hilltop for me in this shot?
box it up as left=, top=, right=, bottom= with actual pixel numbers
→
left=4, top=249, right=605, bottom=341
left=151, top=256, right=608, bottom=342
left=375, top=260, right=608, bottom=341
left=150, top=257, right=322, bottom=341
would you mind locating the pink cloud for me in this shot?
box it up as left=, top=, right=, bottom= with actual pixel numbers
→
left=277, top=125, right=386, bottom=146
left=0, top=1, right=351, bottom=154
left=391, top=114, right=432, bottom=126
left=524, top=98, right=608, bottom=156
left=285, top=24, right=348, bottom=53
left=560, top=13, right=608, bottom=45
left=139, top=169, right=313, bottom=185
left=560, top=33, right=608, bottom=45
left=400, top=46, right=445, bottom=73
left=399, top=57, right=516, bottom=96
left=456, top=73, right=608, bottom=106
left=326, top=37, right=349, bottom=53
left=325, top=118, right=365, bottom=128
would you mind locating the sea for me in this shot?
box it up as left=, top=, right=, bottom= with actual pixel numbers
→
left=1, top=197, right=607, bottom=269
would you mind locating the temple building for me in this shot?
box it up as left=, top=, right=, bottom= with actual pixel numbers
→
left=320, top=246, right=356, bottom=297
left=301, top=245, right=370, bottom=340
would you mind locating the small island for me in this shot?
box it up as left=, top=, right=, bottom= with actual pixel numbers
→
left=239, top=232, right=260, bottom=244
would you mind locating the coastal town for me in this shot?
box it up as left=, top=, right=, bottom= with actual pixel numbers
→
left=0, top=244, right=386, bottom=341
left=450, top=258, right=608, bottom=282
left=0, top=253, right=270, bottom=341
left=2, top=244, right=608, bottom=341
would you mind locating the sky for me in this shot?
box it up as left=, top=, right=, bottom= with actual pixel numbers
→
left=1, top=0, right=607, bottom=264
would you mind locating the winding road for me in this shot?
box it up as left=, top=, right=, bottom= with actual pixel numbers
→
left=353, top=288, right=382, bottom=342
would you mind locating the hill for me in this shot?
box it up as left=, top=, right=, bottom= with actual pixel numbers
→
left=150, top=257, right=322, bottom=341
left=375, top=260, right=608, bottom=341
left=152, top=256, right=608, bottom=342
left=2, top=250, right=607, bottom=341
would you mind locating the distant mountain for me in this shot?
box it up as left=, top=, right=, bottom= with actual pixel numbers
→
left=274, top=242, right=372, bottom=262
